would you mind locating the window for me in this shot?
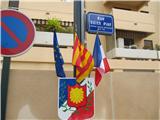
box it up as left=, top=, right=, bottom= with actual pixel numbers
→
left=124, top=38, right=134, bottom=46
left=144, top=40, right=153, bottom=50
left=9, top=0, right=19, bottom=9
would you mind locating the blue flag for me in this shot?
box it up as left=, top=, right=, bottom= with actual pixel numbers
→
left=93, top=34, right=102, bottom=67
left=53, top=31, right=66, bottom=77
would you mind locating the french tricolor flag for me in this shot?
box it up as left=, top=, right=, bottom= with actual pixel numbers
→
left=93, top=34, right=110, bottom=86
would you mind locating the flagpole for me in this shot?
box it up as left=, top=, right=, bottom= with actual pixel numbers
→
left=74, top=0, right=85, bottom=77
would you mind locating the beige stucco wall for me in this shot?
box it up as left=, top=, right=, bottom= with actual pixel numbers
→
left=142, top=1, right=160, bottom=48
left=6, top=70, right=159, bottom=120
left=20, top=0, right=73, bottom=21
left=1, top=0, right=9, bottom=8
left=0, top=45, right=158, bottom=119
left=1, top=0, right=73, bottom=21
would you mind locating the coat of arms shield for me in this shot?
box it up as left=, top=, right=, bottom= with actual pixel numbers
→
left=58, top=78, right=95, bottom=120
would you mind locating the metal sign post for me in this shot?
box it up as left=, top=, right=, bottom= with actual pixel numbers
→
left=74, top=0, right=85, bottom=43
left=1, top=57, right=11, bottom=120
left=73, top=0, right=85, bottom=77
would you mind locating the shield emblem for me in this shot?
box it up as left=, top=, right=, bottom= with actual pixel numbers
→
left=58, top=78, right=95, bottom=120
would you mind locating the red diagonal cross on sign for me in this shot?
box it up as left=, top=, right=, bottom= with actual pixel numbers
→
left=1, top=9, right=35, bottom=57
left=1, top=22, right=23, bottom=46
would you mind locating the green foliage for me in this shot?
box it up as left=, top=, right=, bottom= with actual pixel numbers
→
left=45, top=18, right=73, bottom=33
left=46, top=18, right=63, bottom=32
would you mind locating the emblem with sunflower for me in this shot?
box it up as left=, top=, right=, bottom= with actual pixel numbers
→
left=67, top=84, right=87, bottom=108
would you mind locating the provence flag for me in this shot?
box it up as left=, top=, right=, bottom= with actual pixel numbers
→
left=72, top=33, right=94, bottom=83
left=53, top=31, right=66, bottom=77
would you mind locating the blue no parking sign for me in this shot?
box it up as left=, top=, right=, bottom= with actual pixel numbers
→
left=1, top=10, right=35, bottom=57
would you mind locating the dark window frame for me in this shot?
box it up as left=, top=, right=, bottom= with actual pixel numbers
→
left=144, top=40, right=153, bottom=50
left=8, top=0, right=19, bottom=9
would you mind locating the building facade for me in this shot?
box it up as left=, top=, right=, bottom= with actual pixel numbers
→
left=1, top=0, right=160, bottom=119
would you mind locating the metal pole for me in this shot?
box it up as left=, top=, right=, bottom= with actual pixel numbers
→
left=1, top=1, right=19, bottom=120
left=1, top=57, right=11, bottom=120
left=74, top=0, right=85, bottom=43
left=74, top=0, right=85, bottom=77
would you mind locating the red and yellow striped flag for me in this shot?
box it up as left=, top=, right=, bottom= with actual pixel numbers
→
left=72, top=34, right=94, bottom=83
